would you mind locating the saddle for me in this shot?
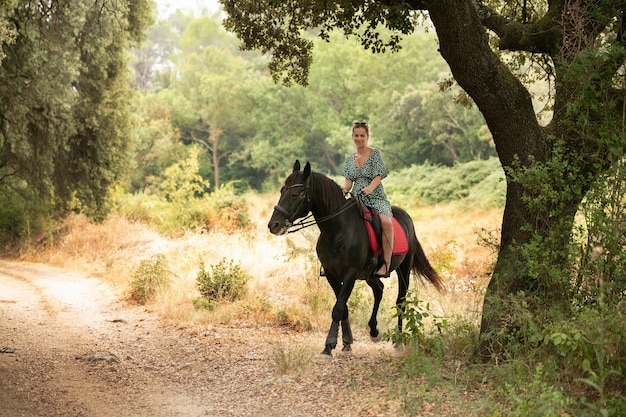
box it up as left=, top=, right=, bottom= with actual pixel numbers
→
left=354, top=198, right=409, bottom=256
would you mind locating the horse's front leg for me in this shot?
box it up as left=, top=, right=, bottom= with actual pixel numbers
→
left=341, top=318, right=353, bottom=352
left=366, top=278, right=384, bottom=342
left=322, top=320, right=340, bottom=355
left=324, top=308, right=353, bottom=354
left=322, top=276, right=356, bottom=356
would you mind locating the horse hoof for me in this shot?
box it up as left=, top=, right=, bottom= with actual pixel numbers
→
left=320, top=345, right=333, bottom=357
left=370, top=329, right=382, bottom=343
left=341, top=343, right=352, bottom=354
left=318, top=352, right=333, bottom=361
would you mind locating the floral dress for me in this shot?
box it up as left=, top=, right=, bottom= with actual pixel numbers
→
left=342, top=148, right=392, bottom=218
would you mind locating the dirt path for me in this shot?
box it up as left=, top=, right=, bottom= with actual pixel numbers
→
left=0, top=260, right=402, bottom=417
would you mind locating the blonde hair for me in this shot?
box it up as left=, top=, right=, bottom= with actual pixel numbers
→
left=352, top=121, right=370, bottom=135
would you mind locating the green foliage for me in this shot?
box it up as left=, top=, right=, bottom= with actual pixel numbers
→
left=205, top=183, right=251, bottom=231
left=499, top=365, right=575, bottom=417
left=130, top=254, right=174, bottom=304
left=479, top=294, right=625, bottom=415
left=159, top=145, right=210, bottom=202
left=385, top=83, right=495, bottom=168
left=132, top=12, right=480, bottom=189
left=385, top=157, right=506, bottom=208
left=114, top=185, right=250, bottom=236
left=0, top=0, right=154, bottom=223
left=545, top=305, right=625, bottom=416
left=196, top=258, right=250, bottom=303
left=192, top=296, right=216, bottom=311
left=221, top=1, right=418, bottom=86
left=346, top=282, right=373, bottom=327
left=0, top=190, right=52, bottom=250
left=383, top=290, right=446, bottom=349
left=114, top=145, right=250, bottom=235
left=479, top=291, right=545, bottom=360
left=575, top=157, right=626, bottom=304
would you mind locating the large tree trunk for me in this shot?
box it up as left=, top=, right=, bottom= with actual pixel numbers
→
left=424, top=0, right=580, bottom=355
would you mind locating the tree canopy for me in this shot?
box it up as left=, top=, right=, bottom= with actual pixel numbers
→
left=129, top=10, right=493, bottom=194
left=0, top=0, right=154, bottom=234
left=0, top=0, right=152, bottom=226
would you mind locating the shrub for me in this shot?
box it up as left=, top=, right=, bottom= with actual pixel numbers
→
left=385, top=157, right=506, bottom=208
left=383, top=290, right=446, bottom=349
left=196, top=258, right=250, bottom=303
left=192, top=297, right=217, bottom=311
left=204, top=184, right=251, bottom=232
left=130, top=254, right=174, bottom=304
left=0, top=190, right=55, bottom=250
left=499, top=365, right=575, bottom=417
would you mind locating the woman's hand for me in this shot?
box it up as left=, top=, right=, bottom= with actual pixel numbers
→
left=362, top=176, right=381, bottom=196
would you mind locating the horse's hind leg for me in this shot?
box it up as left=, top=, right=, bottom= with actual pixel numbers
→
left=366, top=278, right=384, bottom=342
left=396, top=263, right=411, bottom=334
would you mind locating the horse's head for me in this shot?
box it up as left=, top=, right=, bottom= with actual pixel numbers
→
left=268, top=160, right=312, bottom=235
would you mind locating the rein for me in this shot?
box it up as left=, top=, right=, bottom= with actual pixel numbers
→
left=273, top=181, right=358, bottom=233
left=286, top=198, right=357, bottom=233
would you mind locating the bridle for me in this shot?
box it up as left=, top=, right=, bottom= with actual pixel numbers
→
left=273, top=181, right=357, bottom=233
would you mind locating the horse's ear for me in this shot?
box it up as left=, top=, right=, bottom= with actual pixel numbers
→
left=303, top=162, right=311, bottom=180
left=293, top=160, right=301, bottom=172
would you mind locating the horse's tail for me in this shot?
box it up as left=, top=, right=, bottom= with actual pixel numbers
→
left=411, top=238, right=445, bottom=293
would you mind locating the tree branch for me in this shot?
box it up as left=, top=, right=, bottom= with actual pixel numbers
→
left=476, top=0, right=564, bottom=54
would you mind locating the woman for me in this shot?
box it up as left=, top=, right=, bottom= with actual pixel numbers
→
left=341, top=121, right=394, bottom=278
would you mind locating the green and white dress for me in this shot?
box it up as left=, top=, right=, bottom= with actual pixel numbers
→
left=342, top=148, right=392, bottom=218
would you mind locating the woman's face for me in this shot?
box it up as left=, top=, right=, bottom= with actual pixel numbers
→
left=352, top=127, right=368, bottom=148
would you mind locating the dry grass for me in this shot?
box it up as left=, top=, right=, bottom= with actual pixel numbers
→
left=18, top=193, right=503, bottom=332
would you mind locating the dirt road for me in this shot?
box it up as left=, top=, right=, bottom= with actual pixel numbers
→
left=0, top=260, right=400, bottom=417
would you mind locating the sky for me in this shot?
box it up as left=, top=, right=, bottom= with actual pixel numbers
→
left=155, top=0, right=220, bottom=19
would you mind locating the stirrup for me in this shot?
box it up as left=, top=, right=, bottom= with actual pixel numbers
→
left=373, top=263, right=390, bottom=278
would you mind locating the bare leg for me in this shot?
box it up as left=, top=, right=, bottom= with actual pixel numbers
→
left=376, top=214, right=394, bottom=276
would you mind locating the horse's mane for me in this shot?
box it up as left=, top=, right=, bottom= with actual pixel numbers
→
left=309, top=171, right=346, bottom=211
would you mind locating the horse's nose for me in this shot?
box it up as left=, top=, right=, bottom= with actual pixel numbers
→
left=268, top=220, right=286, bottom=235
left=268, top=220, right=279, bottom=234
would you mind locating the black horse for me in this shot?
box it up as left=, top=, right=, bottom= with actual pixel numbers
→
left=268, top=160, right=444, bottom=356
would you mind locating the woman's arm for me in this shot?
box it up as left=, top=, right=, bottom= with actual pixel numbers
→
left=342, top=179, right=353, bottom=195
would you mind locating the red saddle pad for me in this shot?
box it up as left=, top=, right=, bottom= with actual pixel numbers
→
left=364, top=213, right=409, bottom=255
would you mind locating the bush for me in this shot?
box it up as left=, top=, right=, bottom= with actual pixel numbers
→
left=204, top=184, right=251, bottom=232
left=196, top=258, right=250, bottom=303
left=114, top=185, right=250, bottom=236
left=385, top=157, right=506, bottom=208
left=130, top=254, right=174, bottom=304
left=383, top=290, right=446, bottom=349
left=0, top=190, right=55, bottom=251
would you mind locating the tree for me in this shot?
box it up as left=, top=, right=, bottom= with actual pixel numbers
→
left=173, top=44, right=254, bottom=189
left=386, top=83, right=495, bottom=167
left=0, top=0, right=153, bottom=230
left=219, top=0, right=626, bottom=356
